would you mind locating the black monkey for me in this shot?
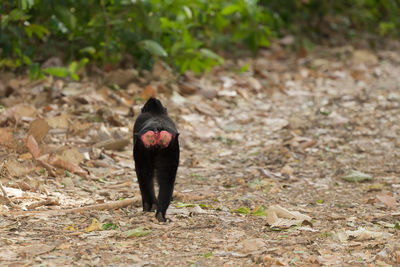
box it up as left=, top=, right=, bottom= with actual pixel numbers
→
left=133, top=98, right=180, bottom=222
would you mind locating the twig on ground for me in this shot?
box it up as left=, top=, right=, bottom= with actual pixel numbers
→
left=26, top=198, right=60, bottom=210
left=0, top=182, right=18, bottom=208
left=37, top=159, right=57, bottom=177
left=1, top=197, right=140, bottom=216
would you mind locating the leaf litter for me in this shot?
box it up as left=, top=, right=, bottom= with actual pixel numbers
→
left=0, top=45, right=400, bottom=266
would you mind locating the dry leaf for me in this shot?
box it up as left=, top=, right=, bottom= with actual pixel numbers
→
left=13, top=104, right=38, bottom=120
left=85, top=218, right=103, bottom=232
left=376, top=194, right=397, bottom=210
left=195, top=102, right=217, bottom=116
left=46, top=113, right=69, bottom=129
left=266, top=205, right=312, bottom=228
left=280, top=165, right=294, bottom=176
left=26, top=135, right=40, bottom=159
left=0, top=128, right=15, bottom=149
left=338, top=227, right=392, bottom=242
left=60, top=148, right=85, bottom=165
left=240, top=238, right=265, bottom=253
left=93, top=138, right=129, bottom=151
left=48, top=155, right=88, bottom=177
left=28, top=118, right=50, bottom=143
left=141, top=85, right=157, bottom=99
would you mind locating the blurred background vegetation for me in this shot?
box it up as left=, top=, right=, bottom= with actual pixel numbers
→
left=1, top=0, right=399, bottom=78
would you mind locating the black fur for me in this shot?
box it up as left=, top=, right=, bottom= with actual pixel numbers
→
left=133, top=98, right=179, bottom=222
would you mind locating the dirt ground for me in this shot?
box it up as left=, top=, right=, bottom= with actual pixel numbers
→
left=1, top=44, right=400, bottom=266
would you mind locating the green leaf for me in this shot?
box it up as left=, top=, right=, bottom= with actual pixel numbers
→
left=182, top=6, right=192, bottom=19
left=68, top=61, right=78, bottom=73
left=203, top=251, right=213, bottom=258
left=199, top=203, right=213, bottom=209
left=42, top=67, right=70, bottom=78
left=141, top=40, right=168, bottom=57
left=221, top=4, right=241, bottom=16
left=29, top=63, right=44, bottom=80
left=200, top=48, right=223, bottom=63
left=342, top=170, right=373, bottom=182
left=8, top=9, right=30, bottom=22
left=124, top=227, right=152, bottom=238
left=80, top=47, right=96, bottom=55
left=176, top=202, right=195, bottom=208
left=70, top=73, right=79, bottom=81
left=21, top=0, right=34, bottom=10
left=239, top=64, right=250, bottom=73
left=102, top=222, right=118, bottom=230
left=77, top=58, right=89, bottom=71
left=24, top=24, right=50, bottom=40
left=231, top=207, right=250, bottom=214
left=251, top=205, right=267, bottom=216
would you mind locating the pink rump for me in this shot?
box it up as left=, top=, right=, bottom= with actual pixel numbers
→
left=141, top=130, right=172, bottom=148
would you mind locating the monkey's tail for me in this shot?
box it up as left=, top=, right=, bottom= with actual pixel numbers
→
left=141, top=98, right=167, bottom=114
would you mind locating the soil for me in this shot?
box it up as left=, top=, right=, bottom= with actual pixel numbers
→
left=0, top=45, right=399, bottom=266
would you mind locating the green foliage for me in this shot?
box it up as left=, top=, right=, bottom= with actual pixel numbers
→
left=262, top=0, right=400, bottom=42
left=0, top=0, right=398, bottom=77
left=102, top=222, right=118, bottom=230
left=0, top=0, right=274, bottom=76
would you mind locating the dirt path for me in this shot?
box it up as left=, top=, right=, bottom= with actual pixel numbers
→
left=1, top=46, right=399, bottom=266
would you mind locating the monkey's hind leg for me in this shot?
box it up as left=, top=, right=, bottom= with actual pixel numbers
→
left=155, top=167, right=177, bottom=222
left=135, top=161, right=157, bottom=212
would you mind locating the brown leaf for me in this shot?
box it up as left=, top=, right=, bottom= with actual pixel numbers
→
left=141, top=85, right=157, bottom=99
left=104, top=69, right=138, bottom=88
left=107, top=114, right=124, bottom=127
left=93, top=138, right=129, bottom=151
left=60, top=148, right=85, bottom=165
left=0, top=128, right=15, bottom=149
left=26, top=135, right=40, bottom=159
left=376, top=194, right=397, bottom=210
left=13, top=104, right=38, bottom=120
left=194, top=102, right=217, bottom=116
left=280, top=165, right=294, bottom=176
left=266, top=205, right=312, bottom=228
left=46, top=113, right=70, bottom=129
left=179, top=82, right=197, bottom=95
left=28, top=118, right=50, bottom=143
left=48, top=155, right=88, bottom=177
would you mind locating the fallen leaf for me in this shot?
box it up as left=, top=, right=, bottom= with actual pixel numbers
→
left=141, top=85, right=157, bottom=99
left=353, top=50, right=378, bottom=65
left=342, top=170, right=372, bottom=182
left=13, top=104, right=38, bottom=120
left=240, top=238, right=265, bottom=253
left=124, top=227, right=152, bottom=238
left=0, top=128, right=15, bottom=149
left=93, top=138, right=129, bottom=151
left=19, top=243, right=55, bottom=257
left=48, top=155, right=88, bottom=177
left=104, top=69, right=138, bottom=88
left=179, top=82, right=197, bottom=95
left=28, top=118, right=50, bottom=143
left=280, top=165, right=294, bottom=177
left=338, top=227, right=392, bottom=241
left=60, top=148, right=85, bottom=165
left=195, top=102, right=217, bottom=116
left=376, top=194, right=397, bottom=210
left=266, top=205, right=312, bottom=228
left=26, top=135, right=40, bottom=159
left=63, top=224, right=77, bottom=231
left=85, top=218, right=103, bottom=232
left=46, top=113, right=70, bottom=129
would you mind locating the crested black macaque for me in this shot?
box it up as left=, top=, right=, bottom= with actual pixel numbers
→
left=133, top=98, right=179, bottom=222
